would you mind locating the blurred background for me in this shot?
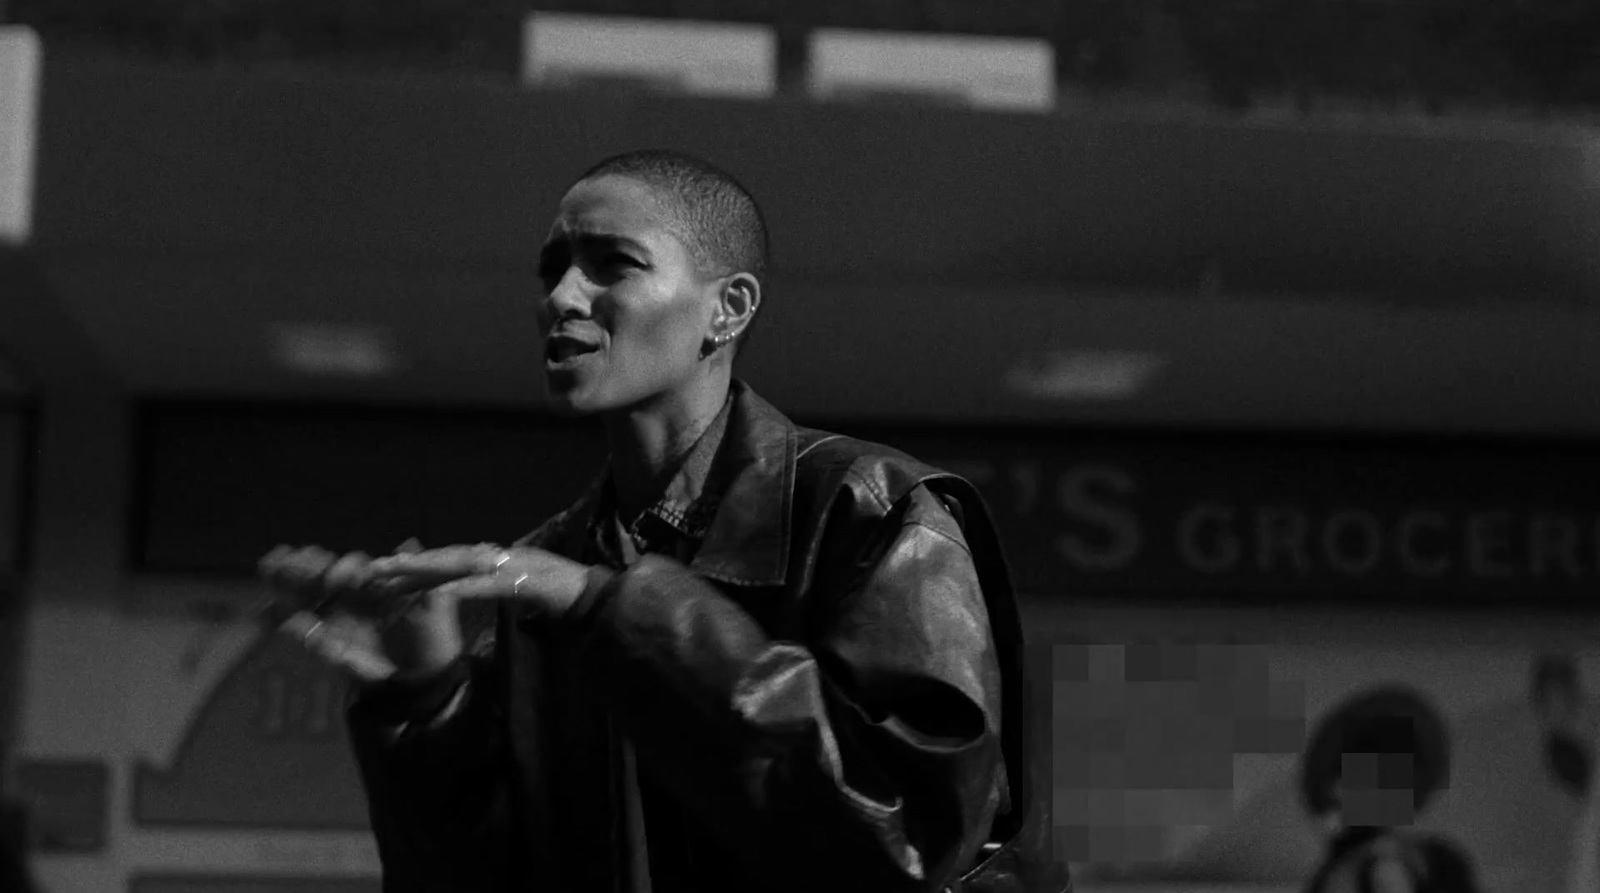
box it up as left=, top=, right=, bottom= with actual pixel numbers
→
left=5, top=1, right=1600, bottom=891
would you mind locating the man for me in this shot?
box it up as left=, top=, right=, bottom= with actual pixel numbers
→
left=260, top=150, right=1062, bottom=893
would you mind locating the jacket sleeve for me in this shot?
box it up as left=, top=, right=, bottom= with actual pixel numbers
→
left=344, top=631, right=515, bottom=893
left=567, top=482, right=1007, bottom=893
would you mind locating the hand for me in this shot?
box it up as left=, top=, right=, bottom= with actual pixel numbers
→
left=258, top=539, right=464, bottom=681
left=366, top=543, right=596, bottom=620
left=277, top=610, right=398, bottom=684
left=257, top=543, right=376, bottom=617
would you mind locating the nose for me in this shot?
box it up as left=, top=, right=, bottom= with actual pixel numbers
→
left=542, top=266, right=591, bottom=326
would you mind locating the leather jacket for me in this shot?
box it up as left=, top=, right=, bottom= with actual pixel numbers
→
left=347, top=382, right=1068, bottom=893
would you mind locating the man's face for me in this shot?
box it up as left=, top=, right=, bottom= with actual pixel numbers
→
left=535, top=175, right=720, bottom=414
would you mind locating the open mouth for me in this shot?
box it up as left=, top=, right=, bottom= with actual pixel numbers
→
left=545, top=335, right=602, bottom=367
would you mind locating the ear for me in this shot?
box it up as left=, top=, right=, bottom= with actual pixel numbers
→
left=707, top=273, right=761, bottom=348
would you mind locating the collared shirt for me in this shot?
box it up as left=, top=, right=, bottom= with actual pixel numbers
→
left=590, top=391, right=734, bottom=570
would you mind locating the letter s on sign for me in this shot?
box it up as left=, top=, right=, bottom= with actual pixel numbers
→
left=1057, top=465, right=1141, bottom=570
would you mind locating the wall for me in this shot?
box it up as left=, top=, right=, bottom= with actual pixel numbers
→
left=13, top=394, right=385, bottom=892
left=30, top=49, right=1600, bottom=303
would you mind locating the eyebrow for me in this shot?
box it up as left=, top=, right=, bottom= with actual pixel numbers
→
left=540, top=230, right=650, bottom=260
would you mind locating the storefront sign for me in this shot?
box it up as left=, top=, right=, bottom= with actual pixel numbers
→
left=882, top=431, right=1600, bottom=602
left=135, top=404, right=1600, bottom=603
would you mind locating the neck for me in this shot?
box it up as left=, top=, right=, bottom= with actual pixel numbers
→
left=602, top=374, right=731, bottom=519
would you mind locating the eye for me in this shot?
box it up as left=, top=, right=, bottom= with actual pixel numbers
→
left=581, top=253, right=640, bottom=285
left=537, top=246, right=569, bottom=292
left=537, top=262, right=564, bottom=293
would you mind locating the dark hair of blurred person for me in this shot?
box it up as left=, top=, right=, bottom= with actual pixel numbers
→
left=1298, top=686, right=1480, bottom=893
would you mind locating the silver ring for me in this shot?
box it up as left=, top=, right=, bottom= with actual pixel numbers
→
left=493, top=550, right=513, bottom=574
left=301, top=619, right=325, bottom=644
left=513, top=573, right=531, bottom=598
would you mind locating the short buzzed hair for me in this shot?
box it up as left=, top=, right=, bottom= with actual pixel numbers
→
left=576, top=149, right=769, bottom=286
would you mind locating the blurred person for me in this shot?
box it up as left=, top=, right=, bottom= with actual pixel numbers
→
left=258, top=149, right=1057, bottom=893
left=1533, top=654, right=1592, bottom=797
left=1530, top=654, right=1600, bottom=893
left=1298, top=686, right=1481, bottom=893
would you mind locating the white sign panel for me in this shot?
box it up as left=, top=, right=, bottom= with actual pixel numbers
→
left=522, top=13, right=776, bottom=99
left=808, top=29, right=1055, bottom=112
left=0, top=26, right=41, bottom=246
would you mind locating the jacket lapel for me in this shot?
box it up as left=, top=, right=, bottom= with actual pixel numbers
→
left=535, top=381, right=797, bottom=588
left=686, top=380, right=795, bottom=589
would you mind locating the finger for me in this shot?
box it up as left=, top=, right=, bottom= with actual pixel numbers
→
left=277, top=609, right=326, bottom=643
left=372, top=544, right=492, bottom=574
left=320, top=615, right=398, bottom=682
left=280, top=611, right=395, bottom=682
left=369, top=544, right=501, bottom=581
left=394, top=538, right=424, bottom=555
left=322, top=613, right=371, bottom=646
left=339, top=647, right=398, bottom=683
left=262, top=550, right=341, bottom=618
left=266, top=545, right=338, bottom=592
left=257, top=544, right=293, bottom=578
left=258, top=545, right=302, bottom=585
left=431, top=575, right=514, bottom=601
left=322, top=551, right=374, bottom=603
left=367, top=574, right=453, bottom=600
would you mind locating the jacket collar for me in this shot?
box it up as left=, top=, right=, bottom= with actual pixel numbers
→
left=531, top=379, right=795, bottom=588
left=687, top=379, right=795, bottom=587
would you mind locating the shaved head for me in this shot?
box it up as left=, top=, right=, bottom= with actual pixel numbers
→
left=575, top=149, right=769, bottom=287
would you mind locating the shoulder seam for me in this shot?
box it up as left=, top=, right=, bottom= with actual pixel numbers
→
left=795, top=432, right=846, bottom=460
left=907, top=518, right=975, bottom=559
